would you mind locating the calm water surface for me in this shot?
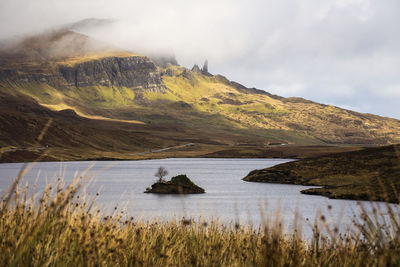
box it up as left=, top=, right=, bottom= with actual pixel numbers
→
left=0, top=158, right=384, bottom=233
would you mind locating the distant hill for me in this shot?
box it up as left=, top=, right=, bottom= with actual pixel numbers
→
left=0, top=25, right=399, bottom=161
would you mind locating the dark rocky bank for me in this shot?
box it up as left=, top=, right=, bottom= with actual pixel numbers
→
left=243, top=144, right=400, bottom=203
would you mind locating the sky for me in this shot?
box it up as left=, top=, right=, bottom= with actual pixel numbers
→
left=0, top=0, right=399, bottom=119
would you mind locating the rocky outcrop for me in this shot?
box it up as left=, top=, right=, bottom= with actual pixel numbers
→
left=201, top=60, right=210, bottom=75
left=190, top=60, right=211, bottom=76
left=0, top=56, right=166, bottom=93
left=58, top=56, right=165, bottom=92
left=191, top=64, right=201, bottom=73
left=0, top=69, right=56, bottom=85
left=145, top=175, right=205, bottom=194
left=0, top=29, right=166, bottom=93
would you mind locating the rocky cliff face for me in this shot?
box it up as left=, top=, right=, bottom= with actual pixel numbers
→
left=58, top=56, right=165, bottom=92
left=0, top=30, right=166, bottom=93
left=0, top=56, right=166, bottom=93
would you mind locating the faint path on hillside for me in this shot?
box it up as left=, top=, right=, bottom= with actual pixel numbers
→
left=134, top=143, right=194, bottom=155
left=0, top=146, right=47, bottom=153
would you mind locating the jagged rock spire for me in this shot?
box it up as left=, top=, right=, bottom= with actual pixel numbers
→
left=191, top=60, right=211, bottom=75
left=191, top=64, right=201, bottom=73
left=201, top=60, right=209, bottom=74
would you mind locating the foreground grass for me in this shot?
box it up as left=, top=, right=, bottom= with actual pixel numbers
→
left=1, top=167, right=400, bottom=266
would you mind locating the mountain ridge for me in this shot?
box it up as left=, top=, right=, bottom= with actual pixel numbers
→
left=0, top=27, right=399, bottom=161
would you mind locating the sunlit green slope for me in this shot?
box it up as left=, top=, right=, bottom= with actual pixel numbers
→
left=1, top=30, right=400, bottom=146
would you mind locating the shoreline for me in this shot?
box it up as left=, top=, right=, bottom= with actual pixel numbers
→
left=2, top=144, right=397, bottom=204
left=242, top=144, right=400, bottom=203
left=0, top=144, right=366, bottom=163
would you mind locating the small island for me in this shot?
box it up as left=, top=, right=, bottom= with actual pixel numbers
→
left=145, top=169, right=205, bottom=194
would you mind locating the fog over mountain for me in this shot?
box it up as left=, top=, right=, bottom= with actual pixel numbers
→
left=1, top=0, right=399, bottom=118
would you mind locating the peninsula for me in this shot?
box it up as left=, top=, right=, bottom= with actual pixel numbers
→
left=243, top=144, right=400, bottom=203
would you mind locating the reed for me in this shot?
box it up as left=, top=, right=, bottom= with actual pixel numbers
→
left=1, top=166, right=400, bottom=266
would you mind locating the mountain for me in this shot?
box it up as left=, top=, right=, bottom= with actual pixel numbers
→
left=0, top=27, right=399, bottom=161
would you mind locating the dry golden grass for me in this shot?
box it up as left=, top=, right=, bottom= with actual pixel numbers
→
left=41, top=103, right=145, bottom=124
left=1, top=165, right=400, bottom=266
left=160, top=68, right=400, bottom=144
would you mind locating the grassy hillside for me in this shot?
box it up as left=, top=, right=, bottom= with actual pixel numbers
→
left=1, top=28, right=400, bottom=162
left=157, top=66, right=400, bottom=144
left=1, top=91, right=302, bottom=162
left=3, top=61, right=400, bottom=146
